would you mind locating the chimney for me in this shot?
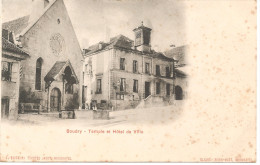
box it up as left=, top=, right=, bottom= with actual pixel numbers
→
left=29, top=0, right=50, bottom=23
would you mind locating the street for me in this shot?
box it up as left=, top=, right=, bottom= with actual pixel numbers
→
left=3, top=104, right=183, bottom=128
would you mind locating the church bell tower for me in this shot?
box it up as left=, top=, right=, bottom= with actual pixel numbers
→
left=133, top=21, right=152, bottom=53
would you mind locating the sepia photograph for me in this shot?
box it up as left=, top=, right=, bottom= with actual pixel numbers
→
left=0, top=0, right=257, bottom=163
left=1, top=0, right=188, bottom=126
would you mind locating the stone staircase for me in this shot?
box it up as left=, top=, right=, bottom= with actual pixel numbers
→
left=136, top=95, right=174, bottom=109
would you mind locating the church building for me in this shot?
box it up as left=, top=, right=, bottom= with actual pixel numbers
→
left=2, top=0, right=83, bottom=113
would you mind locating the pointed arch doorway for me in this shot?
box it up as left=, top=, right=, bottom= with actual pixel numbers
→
left=50, top=88, right=61, bottom=111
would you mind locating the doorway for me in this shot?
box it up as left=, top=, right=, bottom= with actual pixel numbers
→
left=1, top=98, right=9, bottom=118
left=50, top=88, right=61, bottom=111
left=145, top=82, right=151, bottom=98
left=175, top=86, right=183, bottom=100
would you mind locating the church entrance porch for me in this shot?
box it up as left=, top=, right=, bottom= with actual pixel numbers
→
left=44, top=60, right=79, bottom=112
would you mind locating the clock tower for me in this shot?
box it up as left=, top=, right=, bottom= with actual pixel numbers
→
left=133, top=21, right=152, bottom=53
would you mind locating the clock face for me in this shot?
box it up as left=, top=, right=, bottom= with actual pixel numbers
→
left=50, top=33, right=65, bottom=56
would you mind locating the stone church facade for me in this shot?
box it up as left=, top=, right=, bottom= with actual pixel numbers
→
left=83, top=24, right=175, bottom=110
left=2, top=0, right=83, bottom=112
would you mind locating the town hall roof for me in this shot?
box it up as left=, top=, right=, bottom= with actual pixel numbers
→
left=85, top=34, right=133, bottom=55
left=85, top=34, right=174, bottom=61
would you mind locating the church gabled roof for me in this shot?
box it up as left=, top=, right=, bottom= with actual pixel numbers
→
left=2, top=0, right=59, bottom=38
left=18, top=0, right=59, bottom=37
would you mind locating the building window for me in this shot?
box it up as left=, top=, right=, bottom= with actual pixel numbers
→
left=35, top=58, right=43, bottom=90
left=133, top=79, right=138, bottom=93
left=166, top=83, right=171, bottom=96
left=120, top=58, right=125, bottom=70
left=133, top=60, right=138, bottom=73
left=84, top=64, right=88, bottom=73
left=166, top=67, right=170, bottom=77
left=65, top=83, right=73, bottom=94
left=116, top=94, right=124, bottom=100
left=156, top=65, right=160, bottom=76
left=156, top=82, right=160, bottom=94
left=96, top=79, right=102, bottom=93
left=1, top=62, right=12, bottom=81
left=101, top=100, right=107, bottom=104
left=120, top=78, right=126, bottom=91
left=145, top=63, right=150, bottom=74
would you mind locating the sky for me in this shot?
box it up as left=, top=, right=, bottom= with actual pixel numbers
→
left=2, top=0, right=186, bottom=52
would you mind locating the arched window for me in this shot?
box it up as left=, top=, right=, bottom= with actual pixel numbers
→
left=35, top=58, right=43, bottom=90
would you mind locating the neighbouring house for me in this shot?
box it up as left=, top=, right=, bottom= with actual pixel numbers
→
left=165, top=45, right=189, bottom=100
left=1, top=29, right=29, bottom=119
left=82, top=23, right=175, bottom=110
left=2, top=0, right=83, bottom=113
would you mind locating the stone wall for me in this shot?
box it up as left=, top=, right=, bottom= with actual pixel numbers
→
left=1, top=57, right=20, bottom=119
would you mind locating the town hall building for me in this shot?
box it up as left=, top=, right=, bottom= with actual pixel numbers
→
left=82, top=23, right=175, bottom=110
left=2, top=0, right=83, bottom=113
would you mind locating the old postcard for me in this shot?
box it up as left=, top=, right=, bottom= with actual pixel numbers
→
left=0, top=0, right=257, bottom=162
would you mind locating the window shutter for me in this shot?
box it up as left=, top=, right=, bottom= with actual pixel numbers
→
left=20, top=65, right=23, bottom=80
left=12, top=62, right=18, bottom=82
